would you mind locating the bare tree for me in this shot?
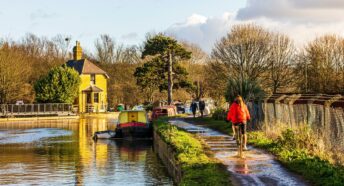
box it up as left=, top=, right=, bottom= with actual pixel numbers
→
left=0, top=43, right=32, bottom=103
left=267, top=33, right=296, bottom=93
left=181, top=43, right=209, bottom=99
left=52, top=34, right=72, bottom=59
left=299, top=35, right=344, bottom=93
left=204, top=59, right=229, bottom=105
left=95, top=34, right=116, bottom=63
left=212, top=24, right=272, bottom=95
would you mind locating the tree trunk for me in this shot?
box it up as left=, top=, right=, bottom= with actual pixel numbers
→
left=168, top=51, right=173, bottom=105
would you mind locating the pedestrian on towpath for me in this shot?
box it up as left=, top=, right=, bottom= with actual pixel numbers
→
left=226, top=95, right=251, bottom=150
left=190, top=100, right=198, bottom=118
left=199, top=99, right=205, bottom=117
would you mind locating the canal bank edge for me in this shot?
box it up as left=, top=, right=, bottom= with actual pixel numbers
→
left=153, top=117, right=231, bottom=186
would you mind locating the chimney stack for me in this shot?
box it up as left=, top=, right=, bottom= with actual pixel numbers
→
left=73, top=41, right=83, bottom=60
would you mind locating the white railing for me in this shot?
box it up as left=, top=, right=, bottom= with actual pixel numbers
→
left=85, top=104, right=108, bottom=113
left=0, top=103, right=74, bottom=117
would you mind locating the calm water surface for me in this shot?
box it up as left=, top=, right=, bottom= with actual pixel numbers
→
left=0, top=116, right=173, bottom=186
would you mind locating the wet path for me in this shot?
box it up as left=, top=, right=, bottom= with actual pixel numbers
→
left=169, top=119, right=309, bottom=186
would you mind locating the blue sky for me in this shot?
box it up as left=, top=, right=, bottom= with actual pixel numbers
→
left=0, top=0, right=245, bottom=52
left=1, top=0, right=344, bottom=53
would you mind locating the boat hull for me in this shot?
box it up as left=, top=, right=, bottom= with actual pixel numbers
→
left=117, top=122, right=152, bottom=139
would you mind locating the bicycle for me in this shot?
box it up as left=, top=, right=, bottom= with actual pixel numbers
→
left=235, top=123, right=245, bottom=158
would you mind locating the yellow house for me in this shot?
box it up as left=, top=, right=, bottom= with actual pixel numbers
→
left=66, top=41, right=109, bottom=113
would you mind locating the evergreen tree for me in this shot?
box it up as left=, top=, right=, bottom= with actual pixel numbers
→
left=34, top=65, right=80, bottom=103
left=136, top=34, right=191, bottom=104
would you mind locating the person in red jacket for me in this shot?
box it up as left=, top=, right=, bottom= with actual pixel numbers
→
left=227, top=95, right=250, bottom=150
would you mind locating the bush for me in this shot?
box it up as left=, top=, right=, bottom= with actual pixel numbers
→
left=225, top=78, right=265, bottom=102
left=34, top=65, right=80, bottom=103
left=211, top=107, right=227, bottom=121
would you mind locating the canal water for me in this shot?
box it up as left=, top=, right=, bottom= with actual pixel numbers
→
left=0, top=116, right=173, bottom=186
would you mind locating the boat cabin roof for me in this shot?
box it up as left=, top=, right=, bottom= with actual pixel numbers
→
left=118, top=110, right=148, bottom=124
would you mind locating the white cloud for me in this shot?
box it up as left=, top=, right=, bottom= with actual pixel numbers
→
left=237, top=0, right=344, bottom=23
left=167, top=1, right=344, bottom=53
left=166, top=13, right=235, bottom=53
left=290, top=0, right=344, bottom=9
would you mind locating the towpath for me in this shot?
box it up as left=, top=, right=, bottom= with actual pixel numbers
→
left=169, top=118, right=309, bottom=186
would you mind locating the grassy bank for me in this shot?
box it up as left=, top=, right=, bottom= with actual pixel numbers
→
left=187, top=117, right=344, bottom=186
left=154, top=117, right=231, bottom=186
left=184, top=117, right=233, bottom=135
left=249, top=131, right=344, bottom=186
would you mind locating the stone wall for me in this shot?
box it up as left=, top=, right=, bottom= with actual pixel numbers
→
left=153, top=130, right=182, bottom=184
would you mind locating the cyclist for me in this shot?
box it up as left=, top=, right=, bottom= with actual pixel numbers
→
left=227, top=95, right=251, bottom=150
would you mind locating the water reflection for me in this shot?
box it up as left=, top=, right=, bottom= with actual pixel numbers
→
left=0, top=117, right=172, bottom=186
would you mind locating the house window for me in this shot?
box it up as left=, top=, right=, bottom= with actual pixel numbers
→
left=94, top=93, right=99, bottom=103
left=86, top=93, right=92, bottom=104
left=91, top=74, right=96, bottom=84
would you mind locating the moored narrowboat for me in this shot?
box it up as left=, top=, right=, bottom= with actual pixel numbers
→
left=116, top=110, right=152, bottom=139
left=151, top=106, right=177, bottom=120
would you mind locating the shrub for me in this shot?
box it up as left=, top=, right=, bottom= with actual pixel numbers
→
left=34, top=65, right=80, bottom=103
left=225, top=78, right=265, bottom=102
left=211, top=107, right=227, bottom=121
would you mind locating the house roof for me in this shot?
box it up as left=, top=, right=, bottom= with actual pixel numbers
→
left=66, top=59, right=109, bottom=78
left=82, top=85, right=103, bottom=93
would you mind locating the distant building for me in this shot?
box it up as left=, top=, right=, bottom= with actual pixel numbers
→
left=66, top=41, right=109, bottom=113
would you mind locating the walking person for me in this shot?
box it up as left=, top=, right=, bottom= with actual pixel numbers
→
left=199, top=99, right=205, bottom=117
left=190, top=100, right=198, bottom=118
left=227, top=95, right=251, bottom=150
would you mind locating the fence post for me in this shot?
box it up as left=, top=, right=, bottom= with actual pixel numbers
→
left=274, top=94, right=287, bottom=128
left=286, top=94, right=301, bottom=128
left=38, top=104, right=40, bottom=116
left=324, top=95, right=342, bottom=142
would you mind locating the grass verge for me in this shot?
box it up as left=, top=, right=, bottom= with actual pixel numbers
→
left=184, top=117, right=233, bottom=135
left=154, top=117, right=231, bottom=186
left=187, top=117, right=344, bottom=186
left=249, top=131, right=344, bottom=186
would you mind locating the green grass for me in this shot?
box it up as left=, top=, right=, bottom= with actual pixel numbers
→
left=184, top=117, right=233, bottom=135
left=189, top=117, right=344, bottom=186
left=249, top=131, right=344, bottom=186
left=154, top=117, right=231, bottom=186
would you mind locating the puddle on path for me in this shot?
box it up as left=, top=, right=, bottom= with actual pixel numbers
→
left=169, top=119, right=309, bottom=186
